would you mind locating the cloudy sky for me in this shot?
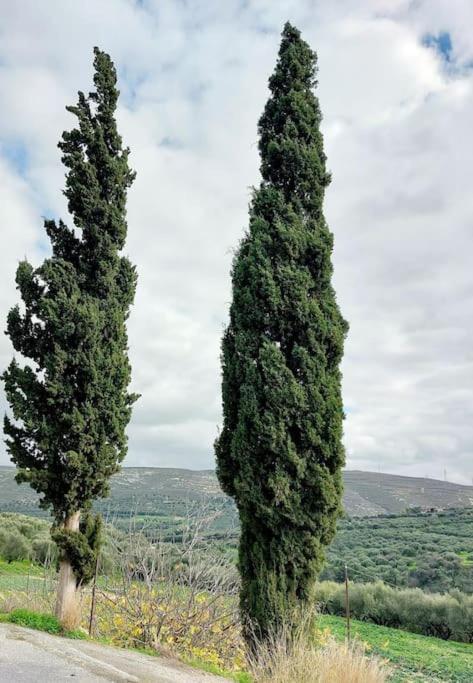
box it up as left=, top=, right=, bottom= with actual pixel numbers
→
left=0, top=0, right=472, bottom=483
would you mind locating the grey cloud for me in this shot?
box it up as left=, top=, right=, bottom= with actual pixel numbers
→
left=0, top=0, right=472, bottom=484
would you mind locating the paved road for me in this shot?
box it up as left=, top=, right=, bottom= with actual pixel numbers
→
left=0, top=623, right=229, bottom=682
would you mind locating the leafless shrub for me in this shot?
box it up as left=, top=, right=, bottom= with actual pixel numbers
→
left=92, top=504, right=244, bottom=669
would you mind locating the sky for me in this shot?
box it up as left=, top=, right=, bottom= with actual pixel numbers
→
left=0, top=0, right=472, bottom=483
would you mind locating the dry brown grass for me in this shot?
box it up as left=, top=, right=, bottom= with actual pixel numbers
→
left=249, top=628, right=391, bottom=683
left=0, top=589, right=53, bottom=615
left=59, top=596, right=83, bottom=631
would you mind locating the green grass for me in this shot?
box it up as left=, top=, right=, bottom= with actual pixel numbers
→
left=182, top=656, right=251, bottom=682
left=319, top=614, right=473, bottom=682
left=2, top=604, right=472, bottom=682
left=7, top=608, right=61, bottom=633
left=0, top=608, right=87, bottom=639
left=0, top=559, right=43, bottom=576
left=0, top=559, right=47, bottom=592
left=458, top=551, right=473, bottom=567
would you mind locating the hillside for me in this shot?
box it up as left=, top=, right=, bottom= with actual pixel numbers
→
left=320, top=614, right=473, bottom=683
left=1, top=466, right=473, bottom=519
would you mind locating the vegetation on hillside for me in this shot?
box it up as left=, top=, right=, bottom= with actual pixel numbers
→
left=322, top=508, right=473, bottom=593
left=4, top=466, right=473, bottom=522
left=321, top=615, right=473, bottom=683
left=3, top=512, right=473, bottom=646
left=316, top=580, right=473, bottom=642
left=3, top=506, right=473, bottom=598
left=0, top=514, right=55, bottom=565
left=1, top=511, right=473, bottom=680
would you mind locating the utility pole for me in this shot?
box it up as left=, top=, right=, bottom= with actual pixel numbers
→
left=344, top=564, right=351, bottom=641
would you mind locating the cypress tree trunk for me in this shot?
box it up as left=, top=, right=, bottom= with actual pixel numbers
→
left=215, top=23, right=348, bottom=647
left=55, top=511, right=81, bottom=627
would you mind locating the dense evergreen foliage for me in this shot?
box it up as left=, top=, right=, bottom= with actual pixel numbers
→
left=216, top=23, right=348, bottom=642
left=2, top=48, right=137, bottom=583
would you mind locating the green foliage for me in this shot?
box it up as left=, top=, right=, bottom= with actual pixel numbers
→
left=316, top=580, right=473, bottom=643
left=52, top=512, right=102, bottom=586
left=2, top=48, right=137, bottom=524
left=322, top=508, right=473, bottom=593
left=0, top=512, right=120, bottom=589
left=4, top=608, right=87, bottom=639
left=1, top=48, right=137, bottom=583
left=0, top=513, right=54, bottom=564
left=8, top=608, right=61, bottom=633
left=216, top=23, right=347, bottom=643
left=0, top=532, right=30, bottom=563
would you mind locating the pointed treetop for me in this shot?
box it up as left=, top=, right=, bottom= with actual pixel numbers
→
left=258, top=22, right=328, bottom=213
left=269, top=21, right=317, bottom=96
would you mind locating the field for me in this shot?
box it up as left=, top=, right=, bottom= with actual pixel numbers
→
left=1, top=561, right=472, bottom=683
left=2, top=504, right=473, bottom=680
left=2, top=503, right=473, bottom=596
left=4, top=468, right=473, bottom=598
left=1, top=530, right=473, bottom=682
left=322, top=508, right=473, bottom=593
left=321, top=615, right=473, bottom=683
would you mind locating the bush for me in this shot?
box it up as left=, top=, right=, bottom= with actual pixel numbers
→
left=7, top=609, right=61, bottom=634
left=315, top=580, right=473, bottom=643
left=0, top=514, right=50, bottom=565
left=0, top=532, right=31, bottom=563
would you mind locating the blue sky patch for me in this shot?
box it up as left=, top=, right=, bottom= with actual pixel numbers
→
left=422, top=31, right=473, bottom=74
left=1, top=140, right=29, bottom=176
left=422, top=31, right=453, bottom=63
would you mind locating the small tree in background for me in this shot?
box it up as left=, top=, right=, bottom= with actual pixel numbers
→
left=216, top=23, right=348, bottom=646
left=2, top=48, right=137, bottom=627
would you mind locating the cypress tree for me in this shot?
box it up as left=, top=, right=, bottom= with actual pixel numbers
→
left=2, top=48, right=137, bottom=626
left=215, top=23, right=348, bottom=644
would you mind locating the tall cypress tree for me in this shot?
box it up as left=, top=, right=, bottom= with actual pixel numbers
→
left=215, top=23, right=348, bottom=644
left=2, top=48, right=137, bottom=626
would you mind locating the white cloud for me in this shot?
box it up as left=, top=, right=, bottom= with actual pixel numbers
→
left=0, top=0, right=472, bottom=483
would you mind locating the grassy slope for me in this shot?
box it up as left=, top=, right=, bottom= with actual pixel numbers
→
left=0, top=559, right=46, bottom=591
left=320, top=615, right=473, bottom=683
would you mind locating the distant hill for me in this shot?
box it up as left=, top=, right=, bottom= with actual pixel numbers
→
left=1, top=466, right=472, bottom=519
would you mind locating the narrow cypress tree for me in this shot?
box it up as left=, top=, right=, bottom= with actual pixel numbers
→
left=2, top=48, right=137, bottom=626
left=215, top=23, right=348, bottom=644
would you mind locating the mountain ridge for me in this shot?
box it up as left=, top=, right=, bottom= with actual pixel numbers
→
left=1, top=466, right=473, bottom=518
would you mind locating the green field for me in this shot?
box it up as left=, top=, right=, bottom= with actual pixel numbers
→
left=1, top=555, right=473, bottom=681
left=322, top=508, right=473, bottom=593
left=0, top=559, right=49, bottom=592
left=320, top=615, right=473, bottom=682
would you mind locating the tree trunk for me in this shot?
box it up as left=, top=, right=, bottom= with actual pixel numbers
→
left=55, top=510, right=80, bottom=629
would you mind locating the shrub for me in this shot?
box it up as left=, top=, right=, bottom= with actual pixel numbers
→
left=0, top=532, right=31, bottom=563
left=315, top=580, right=473, bottom=642
left=7, top=609, right=61, bottom=634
